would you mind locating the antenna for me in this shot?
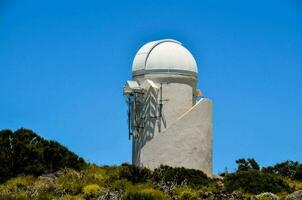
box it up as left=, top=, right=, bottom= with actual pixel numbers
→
left=123, top=81, right=144, bottom=140
left=127, top=96, right=132, bottom=140
left=159, top=83, right=163, bottom=118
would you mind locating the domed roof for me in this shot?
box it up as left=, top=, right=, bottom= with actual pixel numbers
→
left=132, top=39, right=198, bottom=77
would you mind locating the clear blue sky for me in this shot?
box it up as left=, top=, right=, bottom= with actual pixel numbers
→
left=1, top=0, right=301, bottom=174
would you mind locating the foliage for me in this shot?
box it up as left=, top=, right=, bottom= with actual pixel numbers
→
left=255, top=193, right=279, bottom=200
left=286, top=178, right=302, bottom=190
left=224, top=169, right=292, bottom=194
left=153, top=165, right=211, bottom=188
left=56, top=195, right=85, bottom=200
left=123, top=188, right=167, bottom=200
left=56, top=169, right=83, bottom=195
left=294, top=165, right=302, bottom=180
left=262, top=160, right=302, bottom=181
left=236, top=158, right=260, bottom=171
left=81, top=165, right=106, bottom=182
left=4, top=176, right=35, bottom=191
left=172, top=186, right=200, bottom=200
left=0, top=191, right=30, bottom=200
left=0, top=128, right=86, bottom=183
left=0, top=163, right=301, bottom=199
left=1, top=128, right=302, bottom=199
left=110, top=179, right=133, bottom=191
left=82, top=184, right=103, bottom=198
left=119, top=163, right=152, bottom=184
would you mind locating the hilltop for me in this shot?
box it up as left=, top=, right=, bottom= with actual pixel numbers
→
left=0, top=129, right=302, bottom=200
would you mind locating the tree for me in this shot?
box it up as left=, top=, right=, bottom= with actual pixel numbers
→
left=153, top=165, right=211, bottom=187
left=294, top=165, right=302, bottom=180
left=224, top=170, right=292, bottom=194
left=0, top=128, right=86, bottom=183
left=0, top=129, right=14, bottom=182
left=262, top=160, right=302, bottom=180
left=236, top=158, right=260, bottom=171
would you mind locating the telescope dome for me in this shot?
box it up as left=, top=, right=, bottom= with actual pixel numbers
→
left=132, top=39, right=198, bottom=77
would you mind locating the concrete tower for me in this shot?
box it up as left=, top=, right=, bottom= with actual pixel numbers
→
left=123, top=39, right=212, bottom=176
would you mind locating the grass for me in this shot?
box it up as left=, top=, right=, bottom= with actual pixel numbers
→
left=0, top=164, right=301, bottom=200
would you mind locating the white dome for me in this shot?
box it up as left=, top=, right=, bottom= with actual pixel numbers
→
left=132, top=39, right=198, bottom=77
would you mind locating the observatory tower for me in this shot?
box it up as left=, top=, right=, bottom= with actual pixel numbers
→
left=123, top=39, right=212, bottom=176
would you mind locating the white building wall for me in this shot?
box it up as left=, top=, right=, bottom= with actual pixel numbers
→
left=140, top=98, right=212, bottom=176
left=132, top=74, right=212, bottom=176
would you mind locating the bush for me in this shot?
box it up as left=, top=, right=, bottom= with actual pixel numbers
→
left=122, top=189, right=167, bottom=200
left=110, top=179, right=133, bottom=191
left=0, top=191, right=30, bottom=200
left=224, top=169, right=292, bottom=194
left=173, top=186, right=199, bottom=200
left=1, top=176, right=35, bottom=193
left=0, top=128, right=86, bottom=183
left=179, top=191, right=199, bottom=200
left=236, top=158, right=260, bottom=171
left=32, top=178, right=54, bottom=194
left=57, top=195, right=85, bottom=200
left=56, top=169, right=83, bottom=195
left=119, top=163, right=152, bottom=184
left=32, top=192, right=56, bottom=200
left=262, top=161, right=302, bottom=181
left=153, top=165, right=210, bottom=188
left=0, top=176, right=47, bottom=200
left=294, top=165, right=302, bottom=180
left=81, top=165, right=106, bottom=182
left=82, top=184, right=103, bottom=198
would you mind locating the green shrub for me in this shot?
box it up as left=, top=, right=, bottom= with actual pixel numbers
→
left=0, top=176, right=36, bottom=200
left=262, top=161, right=302, bottom=181
left=179, top=191, right=199, bottom=200
left=0, top=191, right=30, bottom=200
left=110, top=179, right=133, bottom=191
left=81, top=165, right=106, bottom=182
left=32, top=192, right=56, bottom=200
left=224, top=169, right=292, bottom=194
left=123, top=188, right=167, bottom=200
left=236, top=158, right=260, bottom=171
left=80, top=165, right=108, bottom=188
left=2, top=176, right=35, bottom=192
left=56, top=195, right=85, bottom=200
left=153, top=165, right=210, bottom=188
left=294, top=165, right=302, bottom=180
left=82, top=184, right=104, bottom=198
left=32, top=178, right=54, bottom=194
left=119, top=163, right=152, bottom=184
left=56, top=169, right=83, bottom=195
left=0, top=128, right=86, bottom=183
left=262, top=161, right=298, bottom=177
left=173, top=186, right=199, bottom=200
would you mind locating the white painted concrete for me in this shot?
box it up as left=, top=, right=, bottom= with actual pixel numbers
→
left=140, top=98, right=212, bottom=176
left=132, top=39, right=198, bottom=75
left=126, top=39, right=213, bottom=176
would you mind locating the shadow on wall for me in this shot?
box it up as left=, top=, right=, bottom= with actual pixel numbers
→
left=134, top=85, right=165, bottom=165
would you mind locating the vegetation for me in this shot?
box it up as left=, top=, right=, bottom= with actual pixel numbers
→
left=119, top=163, right=152, bottom=184
left=224, top=169, right=292, bottom=194
left=0, top=160, right=301, bottom=200
left=153, top=165, right=211, bottom=188
left=123, top=189, right=167, bottom=200
left=262, top=160, right=302, bottom=181
left=235, top=158, right=260, bottom=171
left=0, top=128, right=302, bottom=199
left=223, top=158, right=298, bottom=194
left=0, top=128, right=86, bottom=183
left=172, top=186, right=200, bottom=200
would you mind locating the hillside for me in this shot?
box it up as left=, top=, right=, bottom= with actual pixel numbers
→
left=0, top=129, right=302, bottom=200
left=0, top=128, right=85, bottom=183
